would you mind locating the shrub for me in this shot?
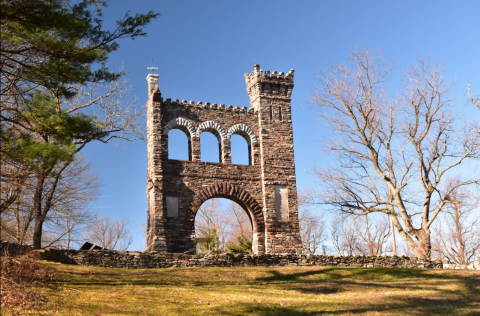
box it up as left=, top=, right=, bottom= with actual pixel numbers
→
left=1, top=253, right=57, bottom=311
left=227, top=235, right=252, bottom=255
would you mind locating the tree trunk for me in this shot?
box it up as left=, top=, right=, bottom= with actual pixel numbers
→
left=66, top=217, right=71, bottom=250
left=32, top=215, right=45, bottom=249
left=414, top=229, right=431, bottom=259
left=390, top=216, right=397, bottom=256
left=32, top=173, right=46, bottom=249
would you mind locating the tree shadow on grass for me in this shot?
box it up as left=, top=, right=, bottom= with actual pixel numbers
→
left=339, top=267, right=480, bottom=301
left=326, top=296, right=478, bottom=316
left=37, top=265, right=480, bottom=316
left=208, top=296, right=479, bottom=316
left=51, top=265, right=480, bottom=315
left=58, top=266, right=480, bottom=295
left=252, top=267, right=480, bottom=315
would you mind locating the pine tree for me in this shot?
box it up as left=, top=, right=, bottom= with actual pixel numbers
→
left=1, top=0, right=159, bottom=248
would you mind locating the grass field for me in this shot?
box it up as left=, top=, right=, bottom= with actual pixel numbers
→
left=8, top=262, right=480, bottom=316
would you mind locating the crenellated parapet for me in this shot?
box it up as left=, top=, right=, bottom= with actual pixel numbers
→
left=162, top=98, right=256, bottom=114
left=244, top=64, right=294, bottom=105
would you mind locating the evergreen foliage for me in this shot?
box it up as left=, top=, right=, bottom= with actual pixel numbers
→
left=227, top=235, right=252, bottom=255
left=0, top=0, right=159, bottom=248
left=1, top=0, right=159, bottom=98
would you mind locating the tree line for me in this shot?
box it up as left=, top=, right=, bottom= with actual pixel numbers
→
left=299, top=193, right=480, bottom=266
left=193, top=190, right=479, bottom=266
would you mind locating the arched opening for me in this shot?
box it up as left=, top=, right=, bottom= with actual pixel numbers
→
left=168, top=129, right=190, bottom=160
left=200, top=131, right=221, bottom=163
left=227, top=124, right=257, bottom=165
left=230, top=134, right=250, bottom=165
left=194, top=198, right=253, bottom=254
left=188, top=182, right=265, bottom=254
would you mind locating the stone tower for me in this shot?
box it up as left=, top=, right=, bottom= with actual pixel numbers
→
left=145, top=65, right=302, bottom=254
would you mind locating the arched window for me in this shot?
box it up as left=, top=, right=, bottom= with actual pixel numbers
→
left=227, top=124, right=257, bottom=165
left=200, top=131, right=220, bottom=163
left=194, top=198, right=253, bottom=254
left=164, top=117, right=195, bottom=161
left=231, top=134, right=249, bottom=165
left=168, top=129, right=190, bottom=160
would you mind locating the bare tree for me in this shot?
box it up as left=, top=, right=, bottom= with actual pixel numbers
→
left=469, top=84, right=479, bottom=110
left=195, top=199, right=229, bottom=253
left=330, top=214, right=358, bottom=256
left=223, top=202, right=254, bottom=254
left=469, top=84, right=480, bottom=135
left=432, top=189, right=480, bottom=265
left=42, top=208, right=94, bottom=250
left=329, top=213, right=391, bottom=256
left=225, top=202, right=252, bottom=244
left=309, top=48, right=480, bottom=259
left=1, top=155, right=99, bottom=247
left=0, top=156, right=35, bottom=216
left=299, top=209, right=327, bottom=255
left=352, top=214, right=391, bottom=256
left=297, top=190, right=327, bottom=255
left=88, top=215, right=133, bottom=251
left=42, top=156, right=99, bottom=249
left=0, top=167, right=35, bottom=245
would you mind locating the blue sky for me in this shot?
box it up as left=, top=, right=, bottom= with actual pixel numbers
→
left=83, top=0, right=480, bottom=250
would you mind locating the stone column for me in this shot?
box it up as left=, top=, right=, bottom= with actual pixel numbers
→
left=191, top=137, right=200, bottom=161
left=221, top=140, right=231, bottom=164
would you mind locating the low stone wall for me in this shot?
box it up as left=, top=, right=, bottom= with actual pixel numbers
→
left=35, top=249, right=459, bottom=270
left=442, top=263, right=479, bottom=270
left=0, top=242, right=32, bottom=257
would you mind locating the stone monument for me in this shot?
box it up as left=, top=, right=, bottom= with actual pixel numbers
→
left=145, top=65, right=302, bottom=254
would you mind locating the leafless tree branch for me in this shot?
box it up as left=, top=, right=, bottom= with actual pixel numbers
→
left=308, top=48, right=480, bottom=259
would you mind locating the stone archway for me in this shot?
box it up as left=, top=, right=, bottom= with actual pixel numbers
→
left=189, top=182, right=265, bottom=254
left=146, top=65, right=303, bottom=255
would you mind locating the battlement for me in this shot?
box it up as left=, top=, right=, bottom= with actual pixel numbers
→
left=162, top=98, right=256, bottom=114
left=147, top=74, right=255, bottom=114
left=244, top=64, right=294, bottom=104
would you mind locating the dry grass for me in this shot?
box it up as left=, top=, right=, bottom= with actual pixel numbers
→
left=4, top=262, right=480, bottom=315
left=0, top=255, right=57, bottom=314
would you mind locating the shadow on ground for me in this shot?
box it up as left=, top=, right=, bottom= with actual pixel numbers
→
left=49, top=265, right=480, bottom=316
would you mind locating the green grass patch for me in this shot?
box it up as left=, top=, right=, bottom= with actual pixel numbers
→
left=7, top=262, right=480, bottom=315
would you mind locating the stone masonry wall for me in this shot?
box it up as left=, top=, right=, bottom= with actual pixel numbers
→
left=245, top=65, right=301, bottom=254
left=145, top=65, right=303, bottom=255
left=36, top=248, right=467, bottom=270
left=0, top=242, right=32, bottom=256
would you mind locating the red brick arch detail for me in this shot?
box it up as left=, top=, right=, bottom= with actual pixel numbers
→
left=189, top=182, right=265, bottom=233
